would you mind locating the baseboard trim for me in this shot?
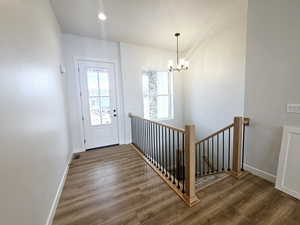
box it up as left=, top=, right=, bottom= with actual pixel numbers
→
left=73, top=148, right=86, bottom=153
left=244, top=164, right=276, bottom=183
left=45, top=155, right=72, bottom=225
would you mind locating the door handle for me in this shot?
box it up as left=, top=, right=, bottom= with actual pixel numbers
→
left=113, top=109, right=117, bottom=117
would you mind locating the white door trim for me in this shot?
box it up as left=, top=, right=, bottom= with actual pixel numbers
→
left=74, top=57, right=126, bottom=151
left=275, top=125, right=300, bottom=199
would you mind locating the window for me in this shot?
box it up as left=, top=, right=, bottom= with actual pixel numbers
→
left=87, top=68, right=111, bottom=126
left=142, top=70, right=174, bottom=121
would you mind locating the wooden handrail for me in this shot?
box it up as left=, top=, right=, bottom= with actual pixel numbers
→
left=244, top=117, right=250, bottom=126
left=194, top=117, right=250, bottom=179
left=128, top=113, right=185, bottom=133
left=195, top=123, right=234, bottom=144
left=195, top=118, right=250, bottom=145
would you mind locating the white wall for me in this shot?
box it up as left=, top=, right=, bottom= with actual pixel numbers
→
left=183, top=0, right=248, bottom=140
left=63, top=35, right=182, bottom=150
left=244, top=0, right=300, bottom=176
left=62, top=34, right=125, bottom=152
left=120, top=42, right=183, bottom=143
left=0, top=1, right=71, bottom=225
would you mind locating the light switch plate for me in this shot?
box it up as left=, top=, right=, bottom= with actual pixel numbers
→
left=287, top=104, right=300, bottom=114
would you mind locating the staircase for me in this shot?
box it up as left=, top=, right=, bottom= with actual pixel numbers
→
left=129, top=113, right=249, bottom=207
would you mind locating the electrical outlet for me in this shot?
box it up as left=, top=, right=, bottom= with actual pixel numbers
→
left=287, top=104, right=300, bottom=114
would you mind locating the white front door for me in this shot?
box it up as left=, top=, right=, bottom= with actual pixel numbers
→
left=79, top=61, right=119, bottom=149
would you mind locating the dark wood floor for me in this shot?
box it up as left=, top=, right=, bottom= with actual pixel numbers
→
left=53, top=145, right=300, bottom=225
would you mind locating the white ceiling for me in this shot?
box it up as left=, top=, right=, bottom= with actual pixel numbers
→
left=51, top=0, right=238, bottom=51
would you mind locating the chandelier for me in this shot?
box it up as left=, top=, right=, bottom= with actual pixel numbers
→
left=168, top=33, right=189, bottom=72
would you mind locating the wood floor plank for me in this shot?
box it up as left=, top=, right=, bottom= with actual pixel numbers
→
left=53, top=145, right=300, bottom=225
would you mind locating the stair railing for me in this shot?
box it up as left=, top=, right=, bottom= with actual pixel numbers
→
left=129, top=114, right=249, bottom=206
left=129, top=113, right=200, bottom=207
left=195, top=117, right=250, bottom=179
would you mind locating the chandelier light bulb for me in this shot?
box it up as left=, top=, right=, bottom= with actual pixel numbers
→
left=98, top=12, right=107, bottom=21
left=185, top=61, right=190, bottom=69
left=179, top=58, right=185, bottom=66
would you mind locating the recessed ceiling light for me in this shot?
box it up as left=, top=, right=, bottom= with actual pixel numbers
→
left=98, top=12, right=107, bottom=21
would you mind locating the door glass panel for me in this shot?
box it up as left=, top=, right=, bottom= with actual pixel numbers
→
left=100, top=96, right=110, bottom=108
left=89, top=97, right=101, bottom=126
left=87, top=70, right=99, bottom=97
left=87, top=69, right=112, bottom=126
left=100, top=97, right=111, bottom=124
left=99, top=72, right=109, bottom=96
left=102, top=115, right=111, bottom=124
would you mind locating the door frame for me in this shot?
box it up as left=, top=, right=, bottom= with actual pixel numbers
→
left=74, top=57, right=126, bottom=151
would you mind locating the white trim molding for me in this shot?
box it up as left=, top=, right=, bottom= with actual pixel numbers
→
left=46, top=155, right=72, bottom=225
left=244, top=164, right=276, bottom=183
left=275, top=126, right=300, bottom=200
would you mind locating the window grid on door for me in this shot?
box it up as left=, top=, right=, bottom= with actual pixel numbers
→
left=87, top=68, right=112, bottom=126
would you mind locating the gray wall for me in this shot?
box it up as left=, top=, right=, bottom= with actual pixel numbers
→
left=183, top=0, right=248, bottom=140
left=244, top=0, right=300, bottom=176
left=0, top=0, right=71, bottom=225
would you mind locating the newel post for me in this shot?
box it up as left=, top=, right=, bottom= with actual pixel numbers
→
left=232, top=117, right=243, bottom=178
left=184, top=125, right=199, bottom=206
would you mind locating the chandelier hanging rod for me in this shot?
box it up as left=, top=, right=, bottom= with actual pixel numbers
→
left=168, top=33, right=189, bottom=72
